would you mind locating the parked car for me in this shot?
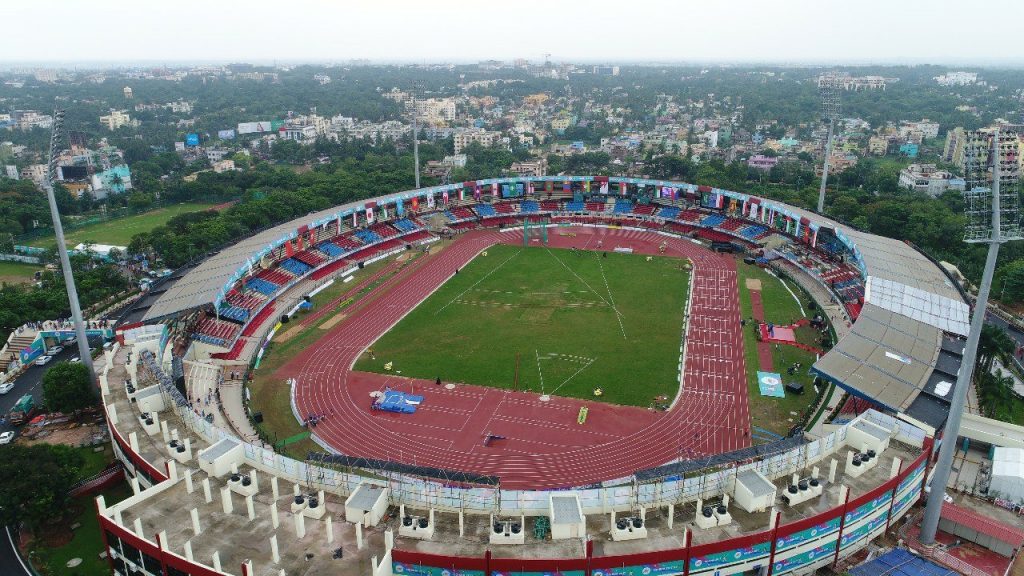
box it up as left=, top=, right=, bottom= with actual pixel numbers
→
left=70, top=356, right=80, bottom=363
left=34, top=355, right=52, bottom=366
left=0, top=431, right=15, bottom=444
left=46, top=345, right=64, bottom=355
left=0, top=382, right=14, bottom=394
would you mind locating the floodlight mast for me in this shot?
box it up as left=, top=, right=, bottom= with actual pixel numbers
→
left=42, top=108, right=97, bottom=383
left=816, top=74, right=842, bottom=213
left=920, top=129, right=1020, bottom=544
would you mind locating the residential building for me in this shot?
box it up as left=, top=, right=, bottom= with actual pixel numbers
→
left=943, top=127, right=965, bottom=164
left=902, top=119, right=940, bottom=140
left=11, top=110, right=53, bottom=131
left=313, top=74, right=331, bottom=85
left=20, top=164, right=47, bottom=183
left=442, top=154, right=467, bottom=168
left=867, top=136, right=890, bottom=156
left=212, top=159, right=236, bottom=173
left=551, top=113, right=575, bottom=133
left=90, top=165, right=132, bottom=199
left=898, top=164, right=965, bottom=196
left=123, top=86, right=133, bottom=99
left=934, top=71, right=978, bottom=86
left=100, top=110, right=132, bottom=131
left=279, top=124, right=318, bottom=143
left=592, top=65, right=620, bottom=76
left=509, top=159, right=547, bottom=177
left=453, top=128, right=501, bottom=154
left=4, top=165, right=17, bottom=180
left=747, top=155, right=779, bottom=170
left=205, top=149, right=230, bottom=162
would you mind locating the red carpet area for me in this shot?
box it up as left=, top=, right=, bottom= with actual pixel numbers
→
left=287, top=227, right=750, bottom=489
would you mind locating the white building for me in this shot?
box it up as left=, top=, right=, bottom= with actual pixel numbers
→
left=100, top=110, right=132, bottom=131
left=454, top=128, right=501, bottom=154
left=898, top=164, right=965, bottom=197
left=442, top=154, right=467, bottom=168
left=314, top=74, right=331, bottom=85
left=935, top=71, right=978, bottom=86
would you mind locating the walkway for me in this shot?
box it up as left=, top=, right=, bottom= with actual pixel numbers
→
left=748, top=290, right=773, bottom=371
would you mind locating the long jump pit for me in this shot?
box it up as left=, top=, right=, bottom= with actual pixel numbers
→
left=286, top=226, right=750, bottom=490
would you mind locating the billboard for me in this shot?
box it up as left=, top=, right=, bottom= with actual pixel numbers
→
left=185, top=133, right=200, bottom=147
left=217, top=129, right=236, bottom=140
left=174, top=142, right=185, bottom=151
left=237, top=121, right=273, bottom=135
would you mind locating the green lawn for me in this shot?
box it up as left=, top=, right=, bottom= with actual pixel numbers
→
left=30, top=482, right=132, bottom=576
left=355, top=244, right=690, bottom=407
left=0, top=260, right=42, bottom=285
left=736, top=262, right=823, bottom=437
left=26, top=202, right=216, bottom=249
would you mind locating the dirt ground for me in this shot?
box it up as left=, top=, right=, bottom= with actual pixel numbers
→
left=21, top=422, right=106, bottom=447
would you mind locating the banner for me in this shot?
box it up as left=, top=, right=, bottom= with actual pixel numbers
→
left=757, top=372, right=785, bottom=398
left=619, top=182, right=627, bottom=195
left=474, top=186, right=482, bottom=201
left=442, top=190, right=449, bottom=204
left=411, top=197, right=419, bottom=211
left=381, top=206, right=388, bottom=220
left=396, top=199, right=404, bottom=216
left=426, top=193, right=435, bottom=209
left=600, top=181, right=610, bottom=194
left=366, top=207, right=375, bottom=223
left=352, top=211, right=358, bottom=227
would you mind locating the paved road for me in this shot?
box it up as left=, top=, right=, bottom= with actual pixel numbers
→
left=985, top=311, right=1024, bottom=372
left=0, top=345, right=87, bottom=435
left=1, top=527, right=32, bottom=576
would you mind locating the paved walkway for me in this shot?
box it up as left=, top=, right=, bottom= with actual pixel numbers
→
left=748, top=290, right=774, bottom=370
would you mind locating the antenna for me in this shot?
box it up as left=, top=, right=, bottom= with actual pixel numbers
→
left=920, top=128, right=1021, bottom=545
left=816, top=73, right=842, bottom=213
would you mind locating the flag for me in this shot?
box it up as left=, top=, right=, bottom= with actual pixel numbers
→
left=812, top=227, right=819, bottom=247
left=546, top=181, right=553, bottom=193
left=474, top=185, right=482, bottom=200
left=285, top=240, right=294, bottom=257
left=600, top=181, right=610, bottom=195
left=491, top=182, right=499, bottom=196
left=381, top=206, right=388, bottom=220
left=714, top=193, right=724, bottom=209
left=528, top=182, right=534, bottom=194
left=442, top=190, right=449, bottom=204
left=459, top=187, right=465, bottom=201
left=584, top=180, right=591, bottom=193
left=412, top=196, right=419, bottom=211
left=619, top=182, right=627, bottom=195
left=366, top=207, right=375, bottom=223
left=396, top=199, right=404, bottom=216
left=426, top=193, right=435, bottom=209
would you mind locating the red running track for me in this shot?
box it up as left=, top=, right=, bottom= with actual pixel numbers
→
left=287, top=227, right=750, bottom=489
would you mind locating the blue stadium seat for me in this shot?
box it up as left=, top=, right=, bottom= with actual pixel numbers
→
left=353, top=229, right=383, bottom=244
left=520, top=201, right=539, bottom=213
left=392, top=219, right=418, bottom=233
left=279, top=258, right=312, bottom=276
left=245, top=278, right=279, bottom=296
left=475, top=204, right=496, bottom=217
left=614, top=201, right=633, bottom=214
left=219, top=305, right=250, bottom=322
left=317, top=242, right=344, bottom=258
left=700, top=213, right=726, bottom=227
left=656, top=206, right=680, bottom=220
left=565, top=201, right=585, bottom=212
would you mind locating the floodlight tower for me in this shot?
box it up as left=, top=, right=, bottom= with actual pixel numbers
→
left=816, top=73, right=842, bottom=213
left=412, top=97, right=420, bottom=189
left=920, top=129, right=1022, bottom=544
left=42, top=108, right=97, bottom=382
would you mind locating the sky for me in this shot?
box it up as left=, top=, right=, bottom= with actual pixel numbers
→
left=5, top=0, right=1023, bottom=66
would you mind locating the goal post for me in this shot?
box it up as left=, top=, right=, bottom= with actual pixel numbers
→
left=523, top=217, right=549, bottom=246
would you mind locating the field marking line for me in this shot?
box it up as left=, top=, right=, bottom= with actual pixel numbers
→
left=595, top=254, right=627, bottom=340
left=547, top=356, right=597, bottom=396
left=535, top=349, right=546, bottom=395
left=543, top=248, right=627, bottom=335
left=435, top=246, right=522, bottom=316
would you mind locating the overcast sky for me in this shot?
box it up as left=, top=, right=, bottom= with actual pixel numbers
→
left=5, top=0, right=1022, bottom=66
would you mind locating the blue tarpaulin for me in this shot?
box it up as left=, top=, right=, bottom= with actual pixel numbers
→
left=849, top=549, right=956, bottom=576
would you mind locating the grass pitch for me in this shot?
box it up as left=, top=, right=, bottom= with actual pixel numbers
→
left=355, top=243, right=690, bottom=407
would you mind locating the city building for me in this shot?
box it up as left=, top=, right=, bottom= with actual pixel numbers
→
left=90, top=165, right=132, bottom=199
left=19, top=164, right=47, bottom=183
left=934, top=71, right=978, bottom=86
left=898, top=142, right=919, bottom=158
left=442, top=154, right=467, bottom=168
left=11, top=110, right=54, bottom=131
left=212, top=159, right=236, bottom=173
left=279, top=124, right=318, bottom=143
left=898, top=163, right=965, bottom=196
left=100, top=110, right=132, bottom=131
left=867, top=136, right=890, bottom=156
left=453, top=128, right=501, bottom=154
left=592, top=65, right=620, bottom=76
left=314, top=73, right=331, bottom=85
left=124, top=86, right=133, bottom=99
left=509, top=159, right=547, bottom=177
left=747, top=155, right=779, bottom=170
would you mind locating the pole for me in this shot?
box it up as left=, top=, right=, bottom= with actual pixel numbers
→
left=42, top=109, right=97, bottom=383
left=920, top=132, right=1003, bottom=544
left=816, top=119, right=834, bottom=214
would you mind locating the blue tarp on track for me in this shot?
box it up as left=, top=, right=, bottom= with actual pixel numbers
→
left=373, top=388, right=424, bottom=414
left=849, top=549, right=957, bottom=576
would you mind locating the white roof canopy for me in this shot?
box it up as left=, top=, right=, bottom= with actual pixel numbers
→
left=865, top=276, right=970, bottom=336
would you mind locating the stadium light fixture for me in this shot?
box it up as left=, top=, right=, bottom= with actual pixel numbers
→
left=42, top=108, right=97, bottom=383
left=816, top=73, right=842, bottom=213
left=920, top=129, right=1022, bottom=545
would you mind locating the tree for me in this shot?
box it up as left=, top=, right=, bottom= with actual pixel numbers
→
left=0, top=444, right=83, bottom=529
left=995, top=260, right=1024, bottom=305
left=42, top=361, right=96, bottom=413
left=976, top=323, right=1015, bottom=377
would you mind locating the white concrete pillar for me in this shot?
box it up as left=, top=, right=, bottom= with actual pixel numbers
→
left=270, top=502, right=279, bottom=529
left=271, top=476, right=280, bottom=500
left=166, top=460, right=178, bottom=481
left=190, top=508, right=201, bottom=535
left=293, top=483, right=301, bottom=497
left=250, top=470, right=259, bottom=492
left=356, top=521, right=363, bottom=549
left=667, top=503, right=674, bottom=529
left=133, top=518, right=144, bottom=538
left=184, top=438, right=192, bottom=459
left=212, top=551, right=222, bottom=573
left=768, top=507, right=779, bottom=529
left=270, top=534, right=280, bottom=564
left=295, top=510, right=306, bottom=539
left=723, top=494, right=731, bottom=508
left=839, top=484, right=850, bottom=505
left=185, top=469, right=195, bottom=493
left=160, top=420, right=170, bottom=443
left=113, top=509, right=123, bottom=526
left=385, top=529, right=394, bottom=551
left=130, top=477, right=141, bottom=495
left=108, top=404, right=119, bottom=426
left=230, top=463, right=239, bottom=475
left=96, top=495, right=107, bottom=516
left=221, top=487, right=233, bottom=514
left=183, top=541, right=194, bottom=562
left=890, top=457, right=903, bottom=479
left=128, top=432, right=139, bottom=453
left=459, top=510, right=465, bottom=536
left=812, top=466, right=820, bottom=480
left=202, top=478, right=212, bottom=503
left=242, top=560, right=253, bottom=575
left=317, top=490, right=325, bottom=509
left=325, top=515, right=334, bottom=544
left=246, top=495, right=256, bottom=521
left=828, top=458, right=838, bottom=483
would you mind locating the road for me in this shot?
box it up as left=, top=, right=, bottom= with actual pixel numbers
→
left=0, top=345, right=85, bottom=435
left=1, top=527, right=32, bottom=576
left=985, top=311, right=1024, bottom=373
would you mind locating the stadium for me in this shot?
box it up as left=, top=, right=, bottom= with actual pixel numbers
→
left=96, top=176, right=964, bottom=576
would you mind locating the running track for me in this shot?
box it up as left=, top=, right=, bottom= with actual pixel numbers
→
left=288, top=227, right=750, bottom=489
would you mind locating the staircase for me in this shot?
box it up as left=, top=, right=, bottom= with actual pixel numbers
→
left=0, top=332, right=38, bottom=373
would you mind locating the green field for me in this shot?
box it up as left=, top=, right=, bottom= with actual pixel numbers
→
left=0, top=260, right=42, bottom=284
left=736, top=262, right=825, bottom=437
left=26, top=202, right=216, bottom=249
left=355, top=244, right=690, bottom=406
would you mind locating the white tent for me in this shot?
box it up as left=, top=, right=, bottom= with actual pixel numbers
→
left=989, top=447, right=1024, bottom=504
